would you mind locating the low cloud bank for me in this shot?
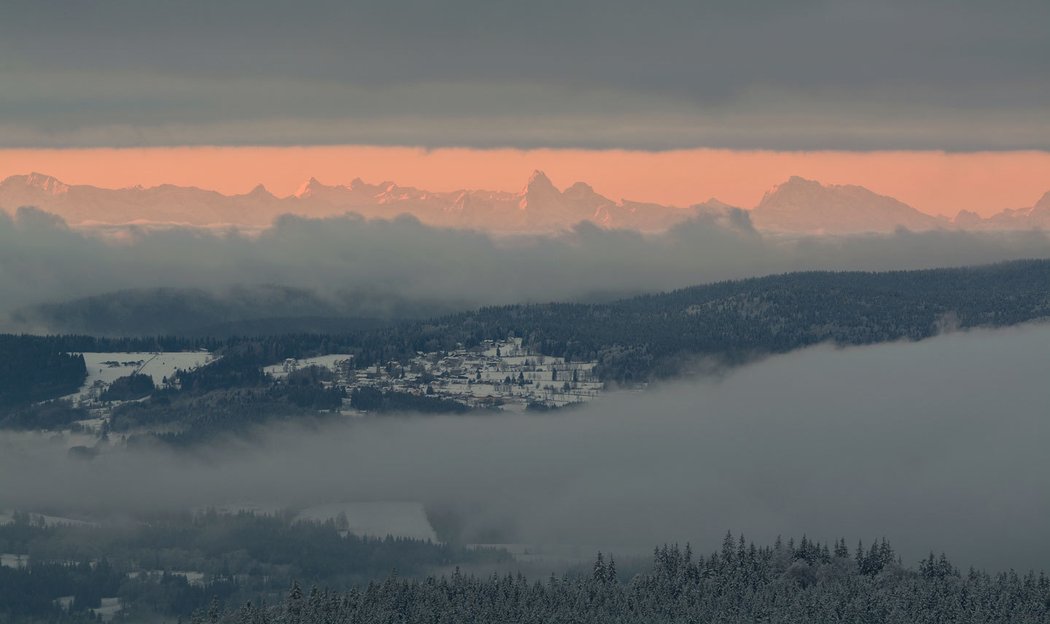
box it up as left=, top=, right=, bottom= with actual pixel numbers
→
left=3, top=207, right=1050, bottom=331
left=2, top=324, right=1048, bottom=571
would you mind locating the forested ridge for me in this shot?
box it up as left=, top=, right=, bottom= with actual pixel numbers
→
left=5, top=518, right=1049, bottom=624
left=200, top=534, right=1050, bottom=624
left=110, top=363, right=346, bottom=445
left=393, top=259, right=1050, bottom=382
left=4, top=259, right=1050, bottom=431
left=203, top=259, right=1050, bottom=383
left=0, top=336, right=86, bottom=409
left=0, top=511, right=507, bottom=623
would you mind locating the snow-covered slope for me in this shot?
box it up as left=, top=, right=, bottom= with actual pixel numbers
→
left=750, top=176, right=948, bottom=234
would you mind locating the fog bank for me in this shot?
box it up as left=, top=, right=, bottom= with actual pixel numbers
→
left=2, top=324, right=1048, bottom=570
left=4, top=207, right=1050, bottom=331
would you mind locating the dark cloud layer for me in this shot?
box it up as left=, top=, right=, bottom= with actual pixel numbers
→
left=2, top=325, right=1048, bottom=571
left=4, top=207, right=1050, bottom=330
left=1, top=1, right=1048, bottom=149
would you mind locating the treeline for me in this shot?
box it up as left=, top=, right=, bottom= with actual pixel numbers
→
left=0, top=401, right=89, bottom=431
left=369, top=259, right=1050, bottom=383
left=178, top=259, right=1050, bottom=384
left=0, top=333, right=219, bottom=354
left=110, top=366, right=345, bottom=445
left=0, top=333, right=215, bottom=421
left=349, top=387, right=470, bottom=414
left=0, top=560, right=124, bottom=622
left=206, top=534, right=1050, bottom=624
left=5, top=511, right=1050, bottom=623
left=0, top=510, right=507, bottom=623
left=98, top=372, right=154, bottom=401
left=0, top=336, right=86, bottom=409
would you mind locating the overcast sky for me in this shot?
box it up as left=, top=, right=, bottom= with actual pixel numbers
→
left=2, top=0, right=1048, bottom=150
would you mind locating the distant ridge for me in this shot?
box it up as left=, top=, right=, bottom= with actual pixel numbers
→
left=0, top=170, right=710, bottom=233
left=966, top=189, right=1050, bottom=230
left=750, top=176, right=948, bottom=234
left=2, top=171, right=1047, bottom=234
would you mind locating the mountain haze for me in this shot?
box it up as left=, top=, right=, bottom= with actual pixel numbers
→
left=750, top=176, right=948, bottom=234
left=963, top=190, right=1050, bottom=230
left=0, top=170, right=701, bottom=233
left=2, top=171, right=1047, bottom=234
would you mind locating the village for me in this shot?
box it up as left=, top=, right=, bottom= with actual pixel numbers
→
left=59, top=337, right=607, bottom=438
left=265, top=336, right=606, bottom=413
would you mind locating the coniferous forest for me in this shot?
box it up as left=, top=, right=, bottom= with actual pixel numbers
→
left=200, top=536, right=1050, bottom=624
left=4, top=512, right=1049, bottom=624
left=0, top=336, right=86, bottom=410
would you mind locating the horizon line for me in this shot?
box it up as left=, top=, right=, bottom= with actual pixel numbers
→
left=2, top=146, right=1048, bottom=218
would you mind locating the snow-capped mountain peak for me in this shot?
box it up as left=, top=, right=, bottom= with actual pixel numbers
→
left=751, top=176, right=945, bottom=234
left=245, top=184, right=274, bottom=198
left=2, top=170, right=1016, bottom=235
left=523, top=170, right=558, bottom=195
left=294, top=177, right=325, bottom=198
left=6, top=172, right=70, bottom=195
left=1034, top=190, right=1050, bottom=211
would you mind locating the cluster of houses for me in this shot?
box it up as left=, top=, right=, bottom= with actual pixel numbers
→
left=266, top=337, right=606, bottom=412
left=60, top=339, right=605, bottom=438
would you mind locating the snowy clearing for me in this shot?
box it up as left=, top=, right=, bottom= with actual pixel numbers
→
left=67, top=351, right=214, bottom=404
left=296, top=502, right=438, bottom=542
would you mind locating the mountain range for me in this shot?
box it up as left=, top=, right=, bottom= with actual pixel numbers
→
left=1, top=171, right=1048, bottom=235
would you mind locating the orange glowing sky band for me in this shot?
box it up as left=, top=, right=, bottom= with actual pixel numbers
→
left=1, top=146, right=1048, bottom=218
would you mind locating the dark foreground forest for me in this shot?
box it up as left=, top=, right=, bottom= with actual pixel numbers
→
left=201, top=536, right=1049, bottom=624
left=0, top=511, right=507, bottom=623
left=5, top=521, right=1049, bottom=624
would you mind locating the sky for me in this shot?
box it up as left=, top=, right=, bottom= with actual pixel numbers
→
left=2, top=147, right=1050, bottom=217
left=1, top=1, right=1048, bottom=218
left=3, top=324, right=1049, bottom=571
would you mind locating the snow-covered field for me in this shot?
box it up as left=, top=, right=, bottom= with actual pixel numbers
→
left=68, top=351, right=214, bottom=403
left=296, top=502, right=438, bottom=542
left=92, top=597, right=121, bottom=622
left=1, top=553, right=29, bottom=568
